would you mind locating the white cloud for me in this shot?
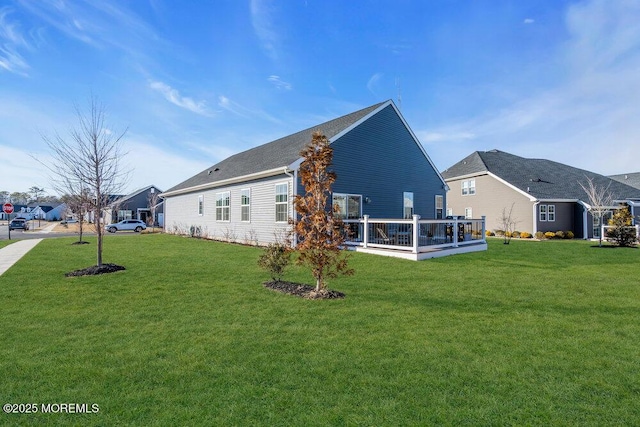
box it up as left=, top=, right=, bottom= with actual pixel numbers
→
left=523, top=18, right=535, bottom=24
left=0, top=7, right=30, bottom=75
left=149, top=81, right=213, bottom=117
left=422, top=0, right=640, bottom=176
left=367, top=72, right=383, bottom=96
left=267, top=75, right=292, bottom=90
left=250, top=0, right=280, bottom=61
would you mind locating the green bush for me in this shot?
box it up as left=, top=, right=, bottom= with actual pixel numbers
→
left=555, top=230, right=565, bottom=239
left=565, top=230, right=574, bottom=239
left=512, top=230, right=521, bottom=238
left=494, top=230, right=505, bottom=237
left=544, top=232, right=556, bottom=239
left=257, top=243, right=291, bottom=282
left=535, top=231, right=545, bottom=239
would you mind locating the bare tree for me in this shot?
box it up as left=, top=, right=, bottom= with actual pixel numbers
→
left=40, top=96, right=129, bottom=267
left=579, top=176, right=613, bottom=247
left=293, top=131, right=353, bottom=294
left=498, top=203, right=518, bottom=244
left=147, top=189, right=161, bottom=232
left=61, top=190, right=91, bottom=244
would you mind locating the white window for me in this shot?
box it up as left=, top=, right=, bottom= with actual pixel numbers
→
left=540, top=205, right=547, bottom=222
left=403, top=192, right=414, bottom=219
left=461, top=179, right=476, bottom=196
left=465, top=207, right=473, bottom=219
left=240, top=189, right=250, bottom=222
left=435, top=195, right=444, bottom=219
left=275, top=183, right=288, bottom=222
left=216, top=191, right=230, bottom=221
left=118, top=210, right=133, bottom=221
left=332, top=194, right=362, bottom=219
left=198, top=195, right=204, bottom=216
left=547, top=205, right=555, bottom=222
left=446, top=207, right=453, bottom=217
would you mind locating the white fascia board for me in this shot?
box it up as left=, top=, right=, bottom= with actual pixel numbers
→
left=289, top=100, right=450, bottom=191
left=444, top=171, right=488, bottom=182
left=537, top=199, right=580, bottom=203
left=287, top=101, right=393, bottom=172
left=386, top=102, right=449, bottom=190
left=161, top=167, right=288, bottom=198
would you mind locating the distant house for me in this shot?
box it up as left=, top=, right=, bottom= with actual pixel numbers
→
left=610, top=172, right=640, bottom=190
left=162, top=100, right=448, bottom=245
left=442, top=150, right=640, bottom=239
left=107, top=186, right=164, bottom=226
left=16, top=203, right=64, bottom=221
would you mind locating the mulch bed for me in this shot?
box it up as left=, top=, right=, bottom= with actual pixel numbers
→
left=65, top=263, right=126, bottom=277
left=263, top=280, right=345, bottom=299
left=71, top=241, right=90, bottom=245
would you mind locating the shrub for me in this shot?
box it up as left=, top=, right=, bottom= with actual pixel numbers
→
left=544, top=232, right=556, bottom=239
left=555, top=230, right=565, bottom=239
left=485, top=230, right=495, bottom=237
left=258, top=243, right=291, bottom=282
left=494, top=230, right=505, bottom=237
left=520, top=231, right=532, bottom=239
left=564, top=231, right=574, bottom=239
left=189, top=225, right=203, bottom=238
left=607, top=207, right=637, bottom=247
left=535, top=231, right=545, bottom=239
left=512, top=230, right=521, bottom=238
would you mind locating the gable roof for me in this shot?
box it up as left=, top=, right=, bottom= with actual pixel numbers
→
left=442, top=150, right=640, bottom=201
left=114, top=185, right=163, bottom=204
left=609, top=172, right=640, bottom=190
left=163, top=101, right=388, bottom=196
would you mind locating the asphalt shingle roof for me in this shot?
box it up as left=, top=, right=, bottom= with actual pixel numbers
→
left=442, top=150, right=640, bottom=201
left=609, top=172, right=640, bottom=190
left=165, top=101, right=387, bottom=194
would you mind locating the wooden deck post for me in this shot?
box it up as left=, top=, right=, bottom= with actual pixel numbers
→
left=412, top=215, right=419, bottom=253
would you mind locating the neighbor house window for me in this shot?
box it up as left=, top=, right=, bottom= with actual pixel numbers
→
left=118, top=210, right=133, bottom=221
left=216, top=191, right=230, bottom=221
left=435, top=195, right=444, bottom=219
left=462, top=179, right=476, bottom=196
left=333, top=194, right=362, bottom=219
left=465, top=207, right=473, bottom=219
left=446, top=207, right=453, bottom=217
left=539, top=204, right=556, bottom=222
left=275, top=183, right=288, bottom=222
left=403, top=192, right=414, bottom=219
left=198, top=195, right=204, bottom=216
left=240, top=189, right=250, bottom=222
left=547, top=205, right=555, bottom=222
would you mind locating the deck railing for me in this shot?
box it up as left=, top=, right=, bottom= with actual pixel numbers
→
left=343, top=215, right=486, bottom=254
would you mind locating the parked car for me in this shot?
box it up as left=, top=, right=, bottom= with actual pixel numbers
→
left=9, top=218, right=29, bottom=231
left=105, top=219, right=147, bottom=233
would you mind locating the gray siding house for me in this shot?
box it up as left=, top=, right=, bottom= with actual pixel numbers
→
left=442, top=150, right=640, bottom=239
left=162, top=100, right=448, bottom=245
left=108, top=185, right=164, bottom=226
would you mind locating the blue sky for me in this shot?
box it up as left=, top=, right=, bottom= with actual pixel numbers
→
left=1, top=0, right=639, bottom=196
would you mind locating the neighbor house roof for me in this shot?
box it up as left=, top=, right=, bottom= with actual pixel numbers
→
left=609, top=172, right=640, bottom=190
left=163, top=101, right=388, bottom=196
left=442, top=150, right=640, bottom=201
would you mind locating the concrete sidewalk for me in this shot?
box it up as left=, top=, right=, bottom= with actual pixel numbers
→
left=0, top=239, right=43, bottom=276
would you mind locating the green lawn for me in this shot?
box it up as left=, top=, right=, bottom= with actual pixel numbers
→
left=1, top=235, right=639, bottom=425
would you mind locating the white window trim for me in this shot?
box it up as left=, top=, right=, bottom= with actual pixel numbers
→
left=332, top=193, right=363, bottom=219
left=461, top=179, right=476, bottom=196
left=240, top=188, right=251, bottom=223
left=547, top=204, right=556, bottom=222
left=198, top=195, right=204, bottom=216
left=275, top=183, right=289, bottom=223
left=216, top=191, right=230, bottom=222
left=465, top=207, right=473, bottom=219
left=435, top=195, right=444, bottom=218
left=540, top=204, right=548, bottom=222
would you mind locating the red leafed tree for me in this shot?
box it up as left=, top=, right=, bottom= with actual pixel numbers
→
left=293, top=131, right=353, bottom=293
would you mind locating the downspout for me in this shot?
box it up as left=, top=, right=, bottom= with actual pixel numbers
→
left=577, top=200, right=589, bottom=240
left=283, top=167, right=296, bottom=247
left=532, top=201, right=540, bottom=236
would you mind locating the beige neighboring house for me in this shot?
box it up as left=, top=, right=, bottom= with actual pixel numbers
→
left=441, top=150, right=640, bottom=239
